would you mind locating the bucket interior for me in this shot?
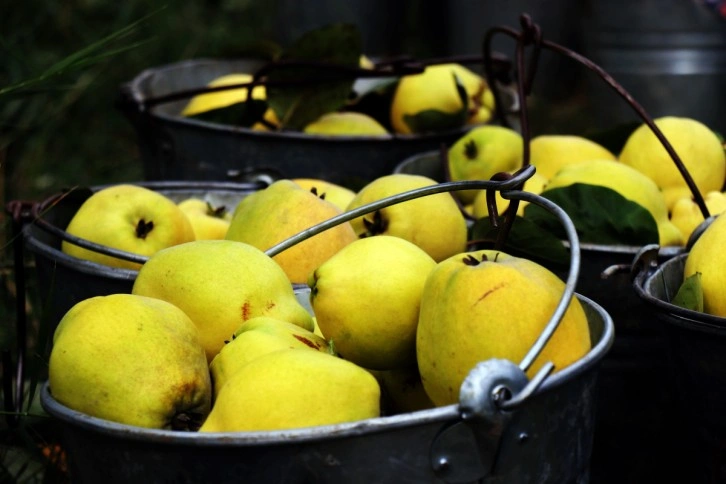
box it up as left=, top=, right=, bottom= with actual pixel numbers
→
left=132, top=58, right=267, bottom=117
left=637, top=252, right=726, bottom=478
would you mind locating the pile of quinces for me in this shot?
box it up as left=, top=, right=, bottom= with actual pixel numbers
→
left=443, top=115, right=726, bottom=249
left=49, top=170, right=593, bottom=433
left=180, top=24, right=498, bottom=138
left=440, top=114, right=726, bottom=323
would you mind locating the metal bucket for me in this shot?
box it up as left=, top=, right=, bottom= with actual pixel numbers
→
left=394, top=150, right=687, bottom=483
left=23, top=181, right=261, bottom=330
left=40, top=290, right=613, bottom=484
left=633, top=250, right=726, bottom=482
left=581, top=0, right=726, bottom=136
left=117, top=58, right=507, bottom=189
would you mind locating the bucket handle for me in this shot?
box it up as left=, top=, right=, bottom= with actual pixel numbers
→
left=265, top=166, right=580, bottom=396
left=265, top=166, right=582, bottom=482
left=3, top=201, right=37, bottom=425
left=631, top=243, right=726, bottom=327
left=482, top=13, right=710, bottom=220
left=29, top=195, right=149, bottom=265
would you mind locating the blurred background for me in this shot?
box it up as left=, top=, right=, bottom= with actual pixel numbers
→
left=2, top=1, right=726, bottom=480
left=3, top=0, right=726, bottom=203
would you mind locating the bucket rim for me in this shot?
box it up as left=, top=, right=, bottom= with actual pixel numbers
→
left=24, top=225, right=139, bottom=280
left=146, top=107, right=474, bottom=144
left=23, top=180, right=262, bottom=277
left=633, top=252, right=726, bottom=331
left=39, top=293, right=614, bottom=446
left=121, top=57, right=488, bottom=144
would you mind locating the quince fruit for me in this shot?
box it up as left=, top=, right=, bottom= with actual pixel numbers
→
left=619, top=116, right=726, bottom=210
left=132, top=239, right=314, bottom=362
left=61, top=184, right=195, bottom=270
left=529, top=135, right=616, bottom=181
left=199, top=349, right=380, bottom=432
left=447, top=125, right=524, bottom=204
left=684, top=212, right=726, bottom=316
left=543, top=159, right=684, bottom=246
left=390, top=63, right=494, bottom=135
left=416, top=250, right=592, bottom=406
left=670, top=191, right=726, bottom=242
left=309, top=235, right=436, bottom=370
left=182, top=73, right=266, bottom=117
left=292, top=178, right=356, bottom=211
left=178, top=198, right=231, bottom=240
left=302, top=111, right=389, bottom=136
left=209, top=316, right=331, bottom=399
left=226, top=179, right=358, bottom=284
left=346, top=173, right=468, bottom=262
left=49, top=294, right=212, bottom=430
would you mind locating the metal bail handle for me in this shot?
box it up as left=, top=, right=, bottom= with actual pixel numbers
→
left=263, top=168, right=581, bottom=483
left=429, top=359, right=529, bottom=483
left=430, top=188, right=580, bottom=483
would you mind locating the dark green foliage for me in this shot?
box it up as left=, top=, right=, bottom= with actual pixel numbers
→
left=1, top=0, right=278, bottom=202
left=671, top=272, right=704, bottom=312
left=469, top=213, right=571, bottom=269
left=523, top=184, right=660, bottom=246
left=266, top=23, right=362, bottom=131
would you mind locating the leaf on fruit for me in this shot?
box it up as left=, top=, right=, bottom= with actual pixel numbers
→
left=671, top=272, right=704, bottom=312
left=186, top=99, right=269, bottom=128
left=523, top=184, right=660, bottom=246
left=469, top=214, right=570, bottom=269
left=402, top=73, right=468, bottom=133
left=265, top=23, right=362, bottom=131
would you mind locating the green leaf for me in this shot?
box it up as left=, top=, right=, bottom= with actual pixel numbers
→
left=187, top=99, right=268, bottom=127
left=401, top=72, right=468, bottom=133
left=523, top=184, right=660, bottom=246
left=0, top=8, right=158, bottom=100
left=469, top=214, right=571, bottom=269
left=265, top=23, right=362, bottom=131
left=671, top=272, right=704, bottom=312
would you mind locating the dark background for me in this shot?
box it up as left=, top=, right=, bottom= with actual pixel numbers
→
left=5, top=0, right=725, bottom=205
left=2, top=1, right=726, bottom=481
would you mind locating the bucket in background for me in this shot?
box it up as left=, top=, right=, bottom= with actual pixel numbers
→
left=393, top=150, right=688, bottom=482
left=634, top=251, right=726, bottom=483
left=581, top=0, right=726, bottom=136
left=23, top=181, right=260, bottom=331
left=41, top=291, right=614, bottom=484
left=117, top=58, right=517, bottom=190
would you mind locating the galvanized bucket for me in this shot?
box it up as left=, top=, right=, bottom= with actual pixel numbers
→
left=117, top=58, right=514, bottom=189
left=633, top=248, right=726, bottom=482
left=23, top=181, right=261, bottom=330
left=40, top=291, right=613, bottom=484
left=581, top=0, right=726, bottom=137
left=394, top=150, right=687, bottom=483
left=38, top=174, right=614, bottom=483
